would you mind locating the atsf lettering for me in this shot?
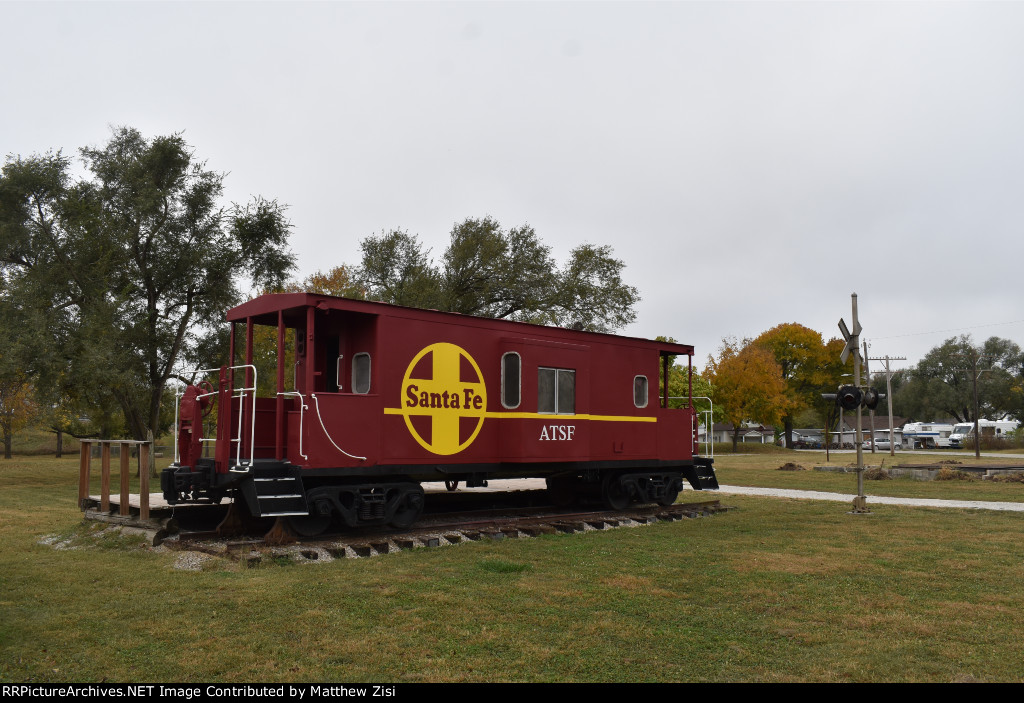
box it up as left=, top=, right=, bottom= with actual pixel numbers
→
left=539, top=425, right=575, bottom=441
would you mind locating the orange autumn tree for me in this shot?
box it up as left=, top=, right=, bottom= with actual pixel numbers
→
left=751, top=323, right=847, bottom=448
left=706, top=339, right=791, bottom=452
left=289, top=265, right=365, bottom=299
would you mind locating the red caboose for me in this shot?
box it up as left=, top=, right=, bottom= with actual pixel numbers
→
left=162, top=293, right=717, bottom=534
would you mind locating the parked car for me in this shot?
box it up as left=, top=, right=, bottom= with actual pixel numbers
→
left=874, top=438, right=898, bottom=450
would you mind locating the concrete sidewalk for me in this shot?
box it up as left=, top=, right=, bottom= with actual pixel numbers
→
left=424, top=478, right=1024, bottom=513
left=716, top=485, right=1024, bottom=512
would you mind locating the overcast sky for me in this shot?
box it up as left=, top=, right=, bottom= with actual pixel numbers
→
left=4, top=1, right=1023, bottom=374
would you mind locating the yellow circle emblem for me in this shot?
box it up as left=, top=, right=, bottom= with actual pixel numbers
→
left=400, top=343, right=487, bottom=455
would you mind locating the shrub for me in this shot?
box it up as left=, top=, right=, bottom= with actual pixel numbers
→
left=935, top=468, right=976, bottom=482
left=864, top=468, right=891, bottom=480
left=962, top=433, right=1024, bottom=451
left=988, top=472, right=1024, bottom=484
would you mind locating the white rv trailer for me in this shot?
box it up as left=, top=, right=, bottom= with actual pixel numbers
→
left=948, top=419, right=1020, bottom=448
left=901, top=422, right=954, bottom=449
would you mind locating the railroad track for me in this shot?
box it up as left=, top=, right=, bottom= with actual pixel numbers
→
left=166, top=499, right=731, bottom=565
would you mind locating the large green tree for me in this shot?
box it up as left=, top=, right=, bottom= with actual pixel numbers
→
left=0, top=319, right=37, bottom=459
left=358, top=229, right=444, bottom=310
left=353, top=217, right=639, bottom=333
left=0, top=127, right=295, bottom=444
left=893, top=335, right=1024, bottom=423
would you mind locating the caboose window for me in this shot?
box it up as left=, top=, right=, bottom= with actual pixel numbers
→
left=352, top=353, right=371, bottom=394
left=502, top=352, right=521, bottom=409
left=634, top=375, right=648, bottom=408
left=538, top=367, right=575, bottom=415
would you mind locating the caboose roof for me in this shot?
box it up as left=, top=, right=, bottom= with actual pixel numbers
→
left=227, top=293, right=695, bottom=355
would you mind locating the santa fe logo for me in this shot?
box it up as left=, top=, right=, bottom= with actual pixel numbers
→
left=393, top=342, right=487, bottom=455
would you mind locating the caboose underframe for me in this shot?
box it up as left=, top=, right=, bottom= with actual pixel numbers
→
left=161, top=294, right=717, bottom=533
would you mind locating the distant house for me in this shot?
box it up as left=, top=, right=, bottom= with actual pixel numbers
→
left=856, top=415, right=907, bottom=446
left=703, top=422, right=775, bottom=444
left=777, top=416, right=908, bottom=448
left=783, top=429, right=824, bottom=448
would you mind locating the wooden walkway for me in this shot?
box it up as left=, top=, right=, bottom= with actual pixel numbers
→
left=77, top=440, right=153, bottom=519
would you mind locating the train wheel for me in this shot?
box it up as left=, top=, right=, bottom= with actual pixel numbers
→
left=287, top=514, right=331, bottom=537
left=390, top=486, right=425, bottom=529
left=602, top=473, right=631, bottom=511
left=656, top=482, right=680, bottom=507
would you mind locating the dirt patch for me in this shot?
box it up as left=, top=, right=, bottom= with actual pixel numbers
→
left=778, top=462, right=807, bottom=471
left=600, top=574, right=674, bottom=597
left=864, top=468, right=891, bottom=480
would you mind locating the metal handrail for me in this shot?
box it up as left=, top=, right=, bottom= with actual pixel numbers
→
left=667, top=395, right=714, bottom=460
left=170, top=377, right=220, bottom=464
left=277, top=391, right=308, bottom=460
left=311, top=393, right=367, bottom=461
left=170, top=365, right=257, bottom=471
left=173, top=386, right=181, bottom=464
left=229, top=364, right=257, bottom=473
left=691, top=396, right=714, bottom=459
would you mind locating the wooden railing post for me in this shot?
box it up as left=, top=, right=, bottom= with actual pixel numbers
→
left=78, top=441, right=92, bottom=510
left=100, top=442, right=111, bottom=513
left=139, top=441, right=151, bottom=521
left=78, top=439, right=155, bottom=519
left=119, top=442, right=131, bottom=517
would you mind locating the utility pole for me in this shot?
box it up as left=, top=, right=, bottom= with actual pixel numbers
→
left=868, top=354, right=907, bottom=458
left=953, top=350, right=992, bottom=459
left=864, top=341, right=874, bottom=454
left=838, top=293, right=868, bottom=514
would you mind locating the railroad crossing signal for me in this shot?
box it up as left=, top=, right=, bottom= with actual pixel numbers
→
left=861, top=387, right=881, bottom=410
left=822, top=386, right=883, bottom=411
left=840, top=293, right=870, bottom=514
left=838, top=385, right=861, bottom=410
left=838, top=317, right=861, bottom=365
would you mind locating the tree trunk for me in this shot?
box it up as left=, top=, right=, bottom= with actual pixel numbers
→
left=148, top=381, right=166, bottom=478
left=3, top=428, right=11, bottom=459
left=732, top=427, right=740, bottom=453
left=55, top=428, right=63, bottom=458
left=784, top=415, right=795, bottom=450
left=147, top=428, right=156, bottom=478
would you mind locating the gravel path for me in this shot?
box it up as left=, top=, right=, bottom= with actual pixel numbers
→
left=716, top=485, right=1024, bottom=512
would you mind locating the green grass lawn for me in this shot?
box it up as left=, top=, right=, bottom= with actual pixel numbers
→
left=2, top=454, right=1024, bottom=682
left=713, top=451, right=1024, bottom=502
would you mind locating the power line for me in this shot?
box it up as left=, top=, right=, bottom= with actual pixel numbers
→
left=873, top=318, right=1024, bottom=341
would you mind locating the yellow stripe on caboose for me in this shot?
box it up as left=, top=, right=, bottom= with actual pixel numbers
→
left=384, top=407, right=656, bottom=423
left=387, top=341, right=657, bottom=455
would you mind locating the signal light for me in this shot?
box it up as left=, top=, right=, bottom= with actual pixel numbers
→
left=862, top=387, right=880, bottom=410
left=824, top=386, right=885, bottom=410
left=838, top=385, right=862, bottom=410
